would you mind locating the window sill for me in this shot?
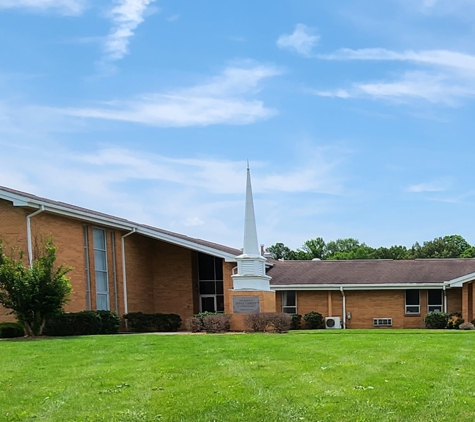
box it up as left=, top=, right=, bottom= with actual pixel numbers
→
left=404, top=314, right=421, bottom=317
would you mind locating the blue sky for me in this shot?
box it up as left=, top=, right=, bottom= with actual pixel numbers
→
left=2, top=0, right=475, bottom=251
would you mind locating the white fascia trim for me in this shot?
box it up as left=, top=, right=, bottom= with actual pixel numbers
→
left=446, top=271, right=475, bottom=287
left=135, top=227, right=237, bottom=262
left=3, top=191, right=237, bottom=262
left=271, top=283, right=447, bottom=291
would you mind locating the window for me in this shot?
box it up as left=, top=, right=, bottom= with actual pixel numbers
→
left=374, top=318, right=392, bottom=327
left=428, top=290, right=443, bottom=313
left=405, top=290, right=420, bottom=314
left=282, top=291, right=297, bottom=314
left=93, top=228, right=109, bottom=311
left=198, top=253, right=224, bottom=313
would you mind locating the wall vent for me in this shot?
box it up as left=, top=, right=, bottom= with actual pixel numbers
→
left=373, top=318, right=392, bottom=327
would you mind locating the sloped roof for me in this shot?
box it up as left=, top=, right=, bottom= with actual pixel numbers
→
left=0, top=185, right=241, bottom=258
left=268, top=259, right=475, bottom=287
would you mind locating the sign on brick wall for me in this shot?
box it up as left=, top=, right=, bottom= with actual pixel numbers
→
left=233, top=296, right=260, bottom=314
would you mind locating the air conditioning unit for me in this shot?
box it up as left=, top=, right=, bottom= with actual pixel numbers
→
left=325, top=317, right=341, bottom=329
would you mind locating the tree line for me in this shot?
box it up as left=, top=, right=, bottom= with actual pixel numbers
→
left=266, top=235, right=475, bottom=260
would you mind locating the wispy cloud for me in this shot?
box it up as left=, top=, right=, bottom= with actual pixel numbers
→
left=276, top=24, right=320, bottom=57
left=407, top=178, right=453, bottom=193
left=103, top=0, right=157, bottom=62
left=0, top=0, right=86, bottom=15
left=58, top=64, right=282, bottom=126
left=315, top=48, right=475, bottom=105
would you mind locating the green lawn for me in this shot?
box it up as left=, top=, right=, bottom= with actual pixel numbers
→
left=1, top=330, right=475, bottom=422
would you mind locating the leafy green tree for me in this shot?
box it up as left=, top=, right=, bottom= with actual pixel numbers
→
left=0, top=239, right=72, bottom=336
left=266, top=242, right=297, bottom=260
left=296, top=237, right=326, bottom=260
left=409, top=235, right=471, bottom=259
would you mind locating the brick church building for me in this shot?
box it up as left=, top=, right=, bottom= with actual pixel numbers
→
left=1, top=169, right=475, bottom=330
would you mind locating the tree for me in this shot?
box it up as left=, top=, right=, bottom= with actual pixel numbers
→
left=0, top=239, right=72, bottom=336
left=409, top=235, right=471, bottom=259
left=266, top=242, right=297, bottom=260
left=296, top=237, right=326, bottom=260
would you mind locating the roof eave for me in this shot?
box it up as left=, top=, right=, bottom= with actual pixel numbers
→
left=270, top=283, right=450, bottom=291
left=3, top=190, right=238, bottom=262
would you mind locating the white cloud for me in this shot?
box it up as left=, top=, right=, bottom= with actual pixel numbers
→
left=407, top=178, right=452, bottom=193
left=276, top=24, right=320, bottom=57
left=315, top=48, right=475, bottom=105
left=58, top=64, right=281, bottom=126
left=0, top=0, right=86, bottom=15
left=104, top=0, right=156, bottom=62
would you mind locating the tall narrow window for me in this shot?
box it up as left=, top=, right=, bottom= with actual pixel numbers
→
left=93, top=228, right=109, bottom=311
left=83, top=225, right=91, bottom=310
left=198, top=253, right=224, bottom=313
left=282, top=291, right=297, bottom=314
left=405, top=290, right=420, bottom=314
left=428, top=290, right=443, bottom=313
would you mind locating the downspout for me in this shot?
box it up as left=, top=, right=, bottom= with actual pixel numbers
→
left=121, top=228, right=136, bottom=316
left=27, top=205, right=45, bottom=267
left=340, top=286, right=346, bottom=329
left=443, top=285, right=447, bottom=313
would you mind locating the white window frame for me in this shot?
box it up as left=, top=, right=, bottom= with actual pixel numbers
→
left=373, top=318, right=392, bottom=327
left=93, top=227, right=109, bottom=311
left=282, top=291, right=297, bottom=314
left=427, top=290, right=443, bottom=313
left=405, top=289, right=420, bottom=314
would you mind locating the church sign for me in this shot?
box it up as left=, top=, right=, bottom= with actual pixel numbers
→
left=233, top=296, right=260, bottom=314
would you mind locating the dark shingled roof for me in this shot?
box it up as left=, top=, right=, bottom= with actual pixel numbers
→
left=0, top=185, right=241, bottom=257
left=268, top=259, right=475, bottom=285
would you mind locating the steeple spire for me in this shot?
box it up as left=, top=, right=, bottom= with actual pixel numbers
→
left=242, top=164, right=260, bottom=256
left=232, top=164, right=271, bottom=291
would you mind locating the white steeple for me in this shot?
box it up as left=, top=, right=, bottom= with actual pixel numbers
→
left=232, top=164, right=271, bottom=291
left=242, top=163, right=260, bottom=257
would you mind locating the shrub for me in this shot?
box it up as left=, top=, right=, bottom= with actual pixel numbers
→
left=0, top=322, right=24, bottom=338
left=44, top=311, right=102, bottom=336
left=459, top=322, right=475, bottom=330
left=124, top=312, right=182, bottom=332
left=185, top=317, right=203, bottom=333
left=202, top=314, right=231, bottom=333
left=244, top=313, right=270, bottom=332
left=303, top=311, right=324, bottom=329
left=270, top=313, right=292, bottom=333
left=243, top=313, right=291, bottom=333
left=290, top=314, right=302, bottom=330
left=447, top=313, right=464, bottom=329
left=96, top=311, right=121, bottom=334
left=424, top=312, right=449, bottom=329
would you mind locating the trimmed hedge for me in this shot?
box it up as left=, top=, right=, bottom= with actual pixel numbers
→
left=185, top=312, right=231, bottom=333
left=0, top=322, right=24, bottom=338
left=424, top=312, right=449, bottom=329
left=303, top=311, right=324, bottom=329
left=290, top=314, right=302, bottom=330
left=44, top=311, right=121, bottom=336
left=124, top=312, right=182, bottom=332
left=243, top=312, right=292, bottom=333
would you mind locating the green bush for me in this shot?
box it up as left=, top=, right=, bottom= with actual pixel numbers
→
left=0, top=322, right=24, bottom=338
left=96, top=311, right=121, bottom=334
left=44, top=311, right=102, bottom=336
left=424, top=312, right=449, bottom=329
left=124, top=312, right=182, bottom=332
left=303, top=311, right=324, bottom=329
left=290, top=314, right=302, bottom=330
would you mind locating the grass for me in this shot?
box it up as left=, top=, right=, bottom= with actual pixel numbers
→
left=1, top=330, right=475, bottom=421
